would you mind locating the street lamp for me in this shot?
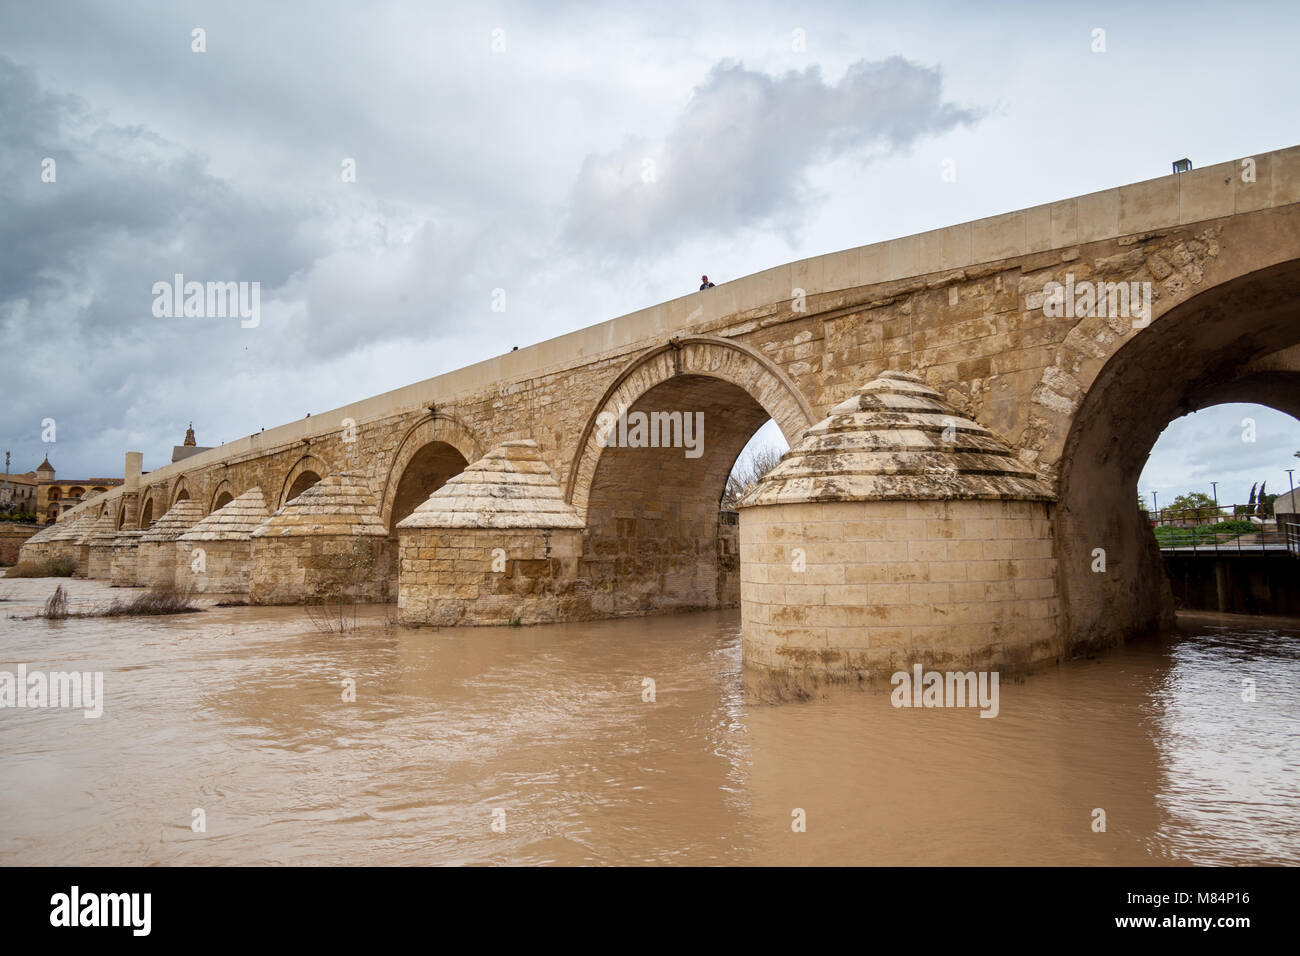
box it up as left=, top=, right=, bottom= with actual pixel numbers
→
left=1210, top=481, right=1219, bottom=517
left=1151, top=491, right=1159, bottom=519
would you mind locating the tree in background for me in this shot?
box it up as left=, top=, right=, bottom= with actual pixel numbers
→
left=1168, top=491, right=1218, bottom=523
left=722, top=445, right=784, bottom=510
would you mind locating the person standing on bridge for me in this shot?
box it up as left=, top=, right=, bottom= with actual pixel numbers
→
left=699, top=275, right=715, bottom=291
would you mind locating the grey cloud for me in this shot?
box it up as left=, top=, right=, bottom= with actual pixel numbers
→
left=564, top=56, right=979, bottom=254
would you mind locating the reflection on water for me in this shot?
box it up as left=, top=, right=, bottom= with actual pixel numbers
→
left=1, top=578, right=1297, bottom=865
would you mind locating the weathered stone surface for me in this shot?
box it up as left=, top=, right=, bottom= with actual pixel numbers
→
left=738, top=370, right=1054, bottom=508
left=249, top=474, right=389, bottom=604
left=174, top=488, right=270, bottom=593
left=180, top=487, right=269, bottom=541
left=738, top=371, right=1060, bottom=678
left=110, top=530, right=145, bottom=587
left=397, top=439, right=584, bottom=530
left=740, top=498, right=1060, bottom=677
left=252, top=473, right=387, bottom=538
left=15, top=521, right=59, bottom=564
left=397, top=441, right=585, bottom=624
left=39, top=513, right=98, bottom=571
left=84, top=510, right=120, bottom=580
left=398, top=527, right=584, bottom=626
left=138, top=500, right=205, bottom=588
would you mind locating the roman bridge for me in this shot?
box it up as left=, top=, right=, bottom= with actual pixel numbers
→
left=32, top=144, right=1300, bottom=677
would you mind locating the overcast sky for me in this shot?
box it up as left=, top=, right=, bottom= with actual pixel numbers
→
left=1, top=0, right=1297, bottom=506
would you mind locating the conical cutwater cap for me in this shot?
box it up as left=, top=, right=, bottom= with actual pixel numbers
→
left=737, top=370, right=1054, bottom=508
left=139, top=499, right=207, bottom=542
left=251, top=473, right=387, bottom=537
left=179, top=487, right=270, bottom=542
left=397, top=439, right=583, bottom=530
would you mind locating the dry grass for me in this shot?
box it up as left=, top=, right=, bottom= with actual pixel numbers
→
left=93, top=586, right=200, bottom=617
left=43, top=584, right=70, bottom=620
left=5, top=557, right=77, bottom=578
left=34, top=585, right=200, bottom=620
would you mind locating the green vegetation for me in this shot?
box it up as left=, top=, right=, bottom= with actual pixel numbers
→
left=1153, top=519, right=1258, bottom=548
left=0, top=512, right=38, bottom=523
left=1165, top=492, right=1220, bottom=522
left=4, top=556, right=77, bottom=578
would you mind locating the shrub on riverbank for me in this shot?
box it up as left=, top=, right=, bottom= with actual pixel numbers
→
left=33, top=585, right=201, bottom=619
left=4, top=557, right=77, bottom=578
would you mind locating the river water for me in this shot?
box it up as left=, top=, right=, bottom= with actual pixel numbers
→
left=1, top=577, right=1297, bottom=866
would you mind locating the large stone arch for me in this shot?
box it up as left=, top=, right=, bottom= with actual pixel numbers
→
left=567, top=336, right=817, bottom=618
left=1053, top=254, right=1300, bottom=655
left=278, top=454, right=330, bottom=508
left=566, top=335, right=816, bottom=521
left=379, top=413, right=484, bottom=530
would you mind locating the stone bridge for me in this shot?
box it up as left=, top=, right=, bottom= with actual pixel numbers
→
left=27, top=145, right=1300, bottom=677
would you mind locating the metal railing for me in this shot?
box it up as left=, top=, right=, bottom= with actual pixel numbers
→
left=1149, top=505, right=1295, bottom=556
left=1284, top=517, right=1300, bottom=557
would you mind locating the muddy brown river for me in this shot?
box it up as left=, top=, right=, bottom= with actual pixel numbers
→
left=1, top=577, right=1297, bottom=865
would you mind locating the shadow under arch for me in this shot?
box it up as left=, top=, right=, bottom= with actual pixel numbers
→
left=170, top=477, right=193, bottom=509
left=210, top=479, right=236, bottom=512
left=566, top=335, right=817, bottom=521
left=568, top=336, right=818, bottom=619
left=378, top=413, right=484, bottom=531
left=138, top=489, right=159, bottom=529
left=278, top=454, right=330, bottom=508
left=1055, top=258, right=1300, bottom=654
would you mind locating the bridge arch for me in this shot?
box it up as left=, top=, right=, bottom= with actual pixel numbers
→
left=379, top=413, right=483, bottom=531
left=1054, top=255, right=1300, bottom=653
left=138, top=488, right=160, bottom=529
left=210, top=480, right=236, bottom=512
left=170, top=477, right=193, bottom=509
left=566, top=336, right=816, bottom=520
left=279, top=454, right=329, bottom=508
left=568, top=336, right=817, bottom=618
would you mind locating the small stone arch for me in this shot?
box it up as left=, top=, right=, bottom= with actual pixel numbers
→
left=210, top=479, right=236, bottom=512
left=566, top=335, right=817, bottom=521
left=279, top=454, right=330, bottom=508
left=379, top=413, right=485, bottom=529
left=138, top=489, right=159, bottom=529
left=170, top=477, right=193, bottom=509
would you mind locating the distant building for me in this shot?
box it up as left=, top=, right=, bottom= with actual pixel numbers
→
left=0, top=469, right=38, bottom=514
left=1274, top=489, right=1298, bottom=516
left=33, top=456, right=124, bottom=524
left=172, top=423, right=214, bottom=464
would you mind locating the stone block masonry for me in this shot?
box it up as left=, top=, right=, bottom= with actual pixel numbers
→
left=35, top=145, right=1300, bottom=673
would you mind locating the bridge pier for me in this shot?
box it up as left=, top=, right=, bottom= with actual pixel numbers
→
left=249, top=472, right=391, bottom=604
left=736, top=371, right=1061, bottom=678
left=110, top=530, right=144, bottom=586
left=137, top=500, right=205, bottom=588
left=85, top=511, right=119, bottom=579
left=175, top=487, right=270, bottom=594
left=397, top=440, right=586, bottom=626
